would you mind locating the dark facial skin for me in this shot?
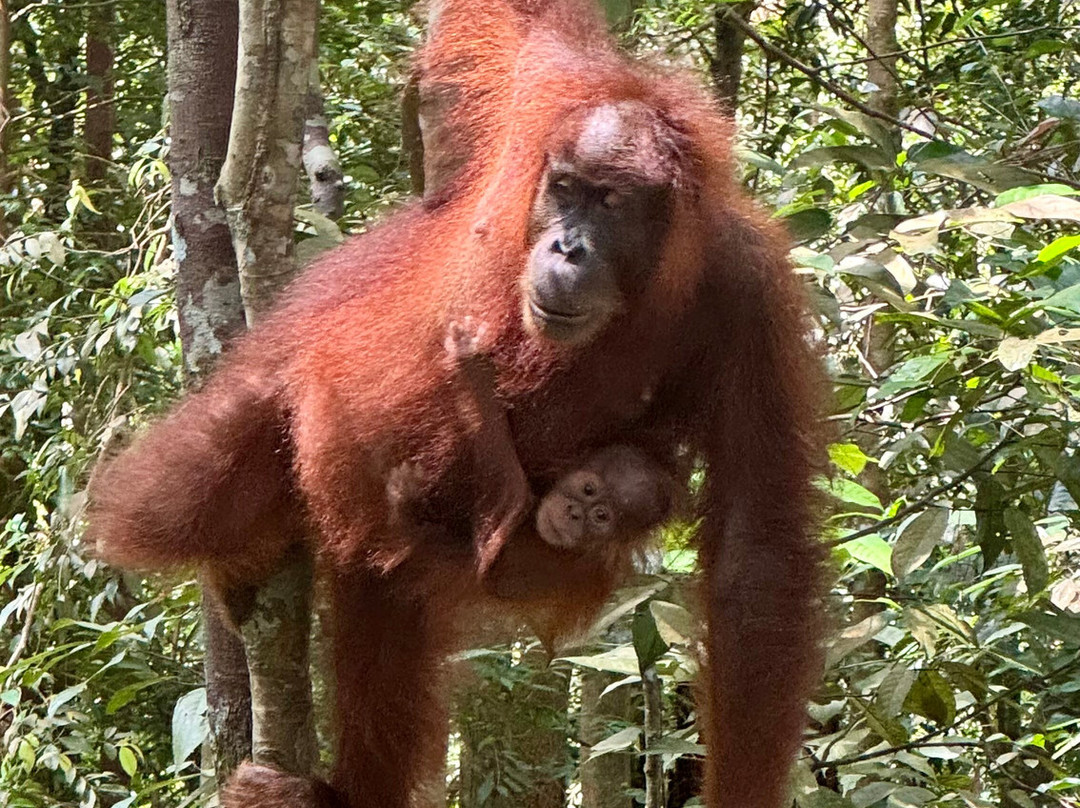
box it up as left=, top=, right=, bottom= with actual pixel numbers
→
left=535, top=445, right=675, bottom=549
left=522, top=102, right=677, bottom=345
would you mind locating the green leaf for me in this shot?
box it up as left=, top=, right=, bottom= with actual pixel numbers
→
left=632, top=604, right=669, bottom=670
left=48, top=683, right=86, bottom=717
left=1017, top=611, right=1080, bottom=645
left=736, top=148, right=784, bottom=174
left=829, top=442, right=871, bottom=475
left=781, top=208, right=832, bottom=242
left=853, top=699, right=909, bottom=746
left=940, top=662, right=988, bottom=699
left=119, top=746, right=138, bottom=778
left=171, top=688, right=208, bottom=769
left=791, top=145, right=894, bottom=171
left=818, top=478, right=882, bottom=511
left=17, top=738, right=35, bottom=769
left=107, top=676, right=168, bottom=715
left=875, top=664, right=917, bottom=718
left=913, top=150, right=1039, bottom=193
left=1037, top=234, right=1080, bottom=263
left=837, top=534, right=893, bottom=575
left=975, top=478, right=1008, bottom=566
left=874, top=353, right=949, bottom=399
left=904, top=670, right=956, bottom=726
left=1004, top=509, right=1049, bottom=593
left=562, top=646, right=641, bottom=675
left=1040, top=283, right=1080, bottom=314
left=995, top=184, right=1080, bottom=206
left=1027, top=39, right=1067, bottom=57
left=1056, top=454, right=1080, bottom=505
left=892, top=508, right=950, bottom=579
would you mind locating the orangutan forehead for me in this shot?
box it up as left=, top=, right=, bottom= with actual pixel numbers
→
left=553, top=101, right=681, bottom=186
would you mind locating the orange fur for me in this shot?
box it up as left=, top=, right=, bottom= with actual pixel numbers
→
left=87, top=2, right=826, bottom=807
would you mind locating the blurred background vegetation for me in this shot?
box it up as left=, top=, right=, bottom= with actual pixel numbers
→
left=2, top=0, right=1080, bottom=807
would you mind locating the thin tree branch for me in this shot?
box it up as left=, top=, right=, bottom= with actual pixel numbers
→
left=720, top=6, right=946, bottom=142
left=827, top=437, right=1012, bottom=547
left=812, top=653, right=1080, bottom=770
left=6, top=582, right=44, bottom=668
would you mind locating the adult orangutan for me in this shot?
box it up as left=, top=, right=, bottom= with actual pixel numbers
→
left=86, top=0, right=827, bottom=806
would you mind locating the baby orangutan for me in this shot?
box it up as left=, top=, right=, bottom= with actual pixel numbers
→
left=388, top=318, right=677, bottom=594
left=533, top=445, right=674, bottom=550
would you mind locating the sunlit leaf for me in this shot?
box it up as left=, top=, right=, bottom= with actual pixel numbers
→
left=997, top=337, right=1037, bottom=371
left=649, top=600, right=697, bottom=646
left=584, top=726, right=640, bottom=760
left=837, top=534, right=893, bottom=575
left=1037, top=234, right=1080, bottom=263
left=119, top=746, right=138, bottom=777
left=829, top=443, right=870, bottom=475
left=171, top=688, right=208, bottom=769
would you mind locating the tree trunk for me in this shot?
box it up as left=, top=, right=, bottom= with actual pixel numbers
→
left=217, top=0, right=319, bottom=320
left=851, top=0, right=901, bottom=625
left=580, top=671, right=636, bottom=808
left=0, top=0, right=11, bottom=208
left=203, top=606, right=254, bottom=784
left=401, top=75, right=425, bottom=196
left=84, top=0, right=115, bottom=182
left=711, top=3, right=755, bottom=109
left=165, top=0, right=252, bottom=791
left=243, top=550, right=319, bottom=774
left=216, top=0, right=320, bottom=776
left=303, top=76, right=345, bottom=219
left=865, top=0, right=900, bottom=152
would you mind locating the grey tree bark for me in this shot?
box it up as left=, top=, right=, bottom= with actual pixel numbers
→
left=218, top=0, right=319, bottom=321
left=301, top=2, right=345, bottom=220
left=865, top=0, right=900, bottom=153
left=303, top=74, right=346, bottom=219
left=216, top=0, right=320, bottom=776
left=164, top=0, right=252, bottom=790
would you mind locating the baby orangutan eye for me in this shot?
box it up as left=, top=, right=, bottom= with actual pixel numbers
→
left=583, top=482, right=596, bottom=497
left=600, top=189, right=621, bottom=209
left=592, top=506, right=610, bottom=523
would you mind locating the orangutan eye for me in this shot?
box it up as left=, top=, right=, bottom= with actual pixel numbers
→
left=583, top=482, right=596, bottom=497
left=551, top=175, right=575, bottom=193
left=593, top=507, right=610, bottom=522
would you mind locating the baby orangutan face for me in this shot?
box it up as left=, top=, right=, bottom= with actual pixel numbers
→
left=535, top=445, right=675, bottom=549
